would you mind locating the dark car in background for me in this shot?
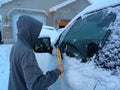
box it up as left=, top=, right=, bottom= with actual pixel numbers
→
left=0, top=18, right=2, bottom=44
left=35, top=1, right=120, bottom=72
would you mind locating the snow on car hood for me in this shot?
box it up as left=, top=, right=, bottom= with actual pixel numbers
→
left=63, top=54, right=120, bottom=90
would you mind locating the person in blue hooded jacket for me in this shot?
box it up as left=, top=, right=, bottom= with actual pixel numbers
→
left=8, top=15, right=64, bottom=90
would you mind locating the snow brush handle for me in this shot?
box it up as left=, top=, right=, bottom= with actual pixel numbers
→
left=56, top=48, right=64, bottom=78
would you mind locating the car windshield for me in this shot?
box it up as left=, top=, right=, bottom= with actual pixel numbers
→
left=59, top=9, right=116, bottom=59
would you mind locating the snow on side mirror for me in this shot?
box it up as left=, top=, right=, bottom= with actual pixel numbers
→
left=34, top=37, right=53, bottom=54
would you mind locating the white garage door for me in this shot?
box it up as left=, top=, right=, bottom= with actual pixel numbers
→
left=12, top=13, right=46, bottom=43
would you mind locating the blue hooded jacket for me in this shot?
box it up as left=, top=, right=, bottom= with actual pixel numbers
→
left=8, top=15, right=61, bottom=90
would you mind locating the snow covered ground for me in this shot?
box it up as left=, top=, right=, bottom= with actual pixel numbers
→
left=0, top=44, right=12, bottom=90
left=0, top=44, right=120, bottom=90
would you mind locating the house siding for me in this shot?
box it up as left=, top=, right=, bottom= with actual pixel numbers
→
left=0, top=0, right=90, bottom=43
left=1, top=0, right=66, bottom=25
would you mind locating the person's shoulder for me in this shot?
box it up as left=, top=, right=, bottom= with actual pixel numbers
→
left=15, top=42, right=32, bottom=54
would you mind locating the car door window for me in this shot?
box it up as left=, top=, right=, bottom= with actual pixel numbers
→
left=60, top=9, right=116, bottom=59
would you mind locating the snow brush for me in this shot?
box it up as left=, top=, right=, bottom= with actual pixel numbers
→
left=56, top=48, right=64, bottom=78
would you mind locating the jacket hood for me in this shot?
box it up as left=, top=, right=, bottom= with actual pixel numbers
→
left=17, top=15, right=43, bottom=49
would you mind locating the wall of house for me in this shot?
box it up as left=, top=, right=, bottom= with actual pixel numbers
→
left=0, top=0, right=66, bottom=43
left=1, top=0, right=66, bottom=25
left=48, top=0, right=90, bottom=29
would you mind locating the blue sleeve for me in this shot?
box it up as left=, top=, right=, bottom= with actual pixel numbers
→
left=21, top=52, right=61, bottom=90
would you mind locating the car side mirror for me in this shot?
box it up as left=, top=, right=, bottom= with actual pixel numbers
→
left=34, top=37, right=53, bottom=54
